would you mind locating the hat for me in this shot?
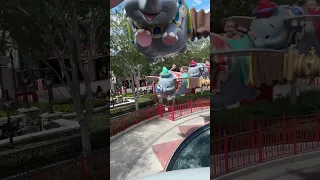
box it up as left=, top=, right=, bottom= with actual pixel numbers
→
left=252, top=0, right=278, bottom=18
left=189, top=60, right=197, bottom=67
left=160, top=67, right=171, bottom=77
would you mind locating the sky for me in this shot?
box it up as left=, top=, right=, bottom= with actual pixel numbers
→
left=111, top=0, right=210, bottom=12
left=186, top=0, right=210, bottom=12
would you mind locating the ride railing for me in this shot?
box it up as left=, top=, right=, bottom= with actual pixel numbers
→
left=34, top=149, right=108, bottom=180
left=35, top=149, right=110, bottom=180
left=159, top=99, right=209, bottom=121
left=212, top=114, right=317, bottom=139
left=110, top=105, right=161, bottom=136
left=110, top=99, right=210, bottom=137
left=3, top=149, right=108, bottom=180
left=211, top=113, right=320, bottom=178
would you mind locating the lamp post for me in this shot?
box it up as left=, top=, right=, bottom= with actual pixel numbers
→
left=0, top=98, right=14, bottom=149
left=21, top=75, right=30, bottom=109
left=44, top=75, right=53, bottom=114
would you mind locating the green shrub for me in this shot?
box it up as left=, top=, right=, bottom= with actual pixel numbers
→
left=110, top=100, right=154, bottom=118
left=213, top=90, right=320, bottom=124
left=0, top=128, right=107, bottom=178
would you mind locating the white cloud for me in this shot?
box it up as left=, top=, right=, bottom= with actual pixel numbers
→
left=195, top=4, right=210, bottom=13
left=193, top=0, right=202, bottom=5
left=204, top=5, right=210, bottom=13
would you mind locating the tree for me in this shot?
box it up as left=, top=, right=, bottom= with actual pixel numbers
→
left=110, top=7, right=209, bottom=107
left=110, top=9, right=149, bottom=111
left=151, top=38, right=210, bottom=73
left=1, top=0, right=108, bottom=157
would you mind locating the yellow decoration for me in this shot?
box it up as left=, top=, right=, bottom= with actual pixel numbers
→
left=248, top=53, right=254, bottom=86
left=283, top=47, right=320, bottom=81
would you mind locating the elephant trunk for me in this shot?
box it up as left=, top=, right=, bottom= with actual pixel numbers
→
left=254, top=35, right=287, bottom=50
left=139, top=0, right=161, bottom=14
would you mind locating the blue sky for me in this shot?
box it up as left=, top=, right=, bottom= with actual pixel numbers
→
left=186, top=0, right=210, bottom=12
left=111, top=0, right=210, bottom=12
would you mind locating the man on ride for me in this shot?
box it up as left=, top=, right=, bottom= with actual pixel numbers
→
left=297, top=0, right=320, bottom=39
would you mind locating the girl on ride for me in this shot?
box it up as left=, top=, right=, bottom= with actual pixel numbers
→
left=220, top=20, right=256, bottom=40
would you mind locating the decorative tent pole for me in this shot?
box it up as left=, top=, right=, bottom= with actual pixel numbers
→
left=153, top=82, right=157, bottom=104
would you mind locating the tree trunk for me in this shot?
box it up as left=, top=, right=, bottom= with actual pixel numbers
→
left=79, top=120, right=92, bottom=157
left=131, top=73, right=139, bottom=111
left=124, top=79, right=127, bottom=95
left=135, top=78, right=140, bottom=111
left=290, top=80, right=297, bottom=104
left=70, top=0, right=92, bottom=158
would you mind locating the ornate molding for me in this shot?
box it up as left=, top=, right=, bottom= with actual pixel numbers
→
left=283, top=47, right=320, bottom=81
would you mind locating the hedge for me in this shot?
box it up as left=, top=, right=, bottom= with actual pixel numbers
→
left=0, top=128, right=108, bottom=178
left=0, top=98, right=107, bottom=117
left=213, top=90, right=320, bottom=124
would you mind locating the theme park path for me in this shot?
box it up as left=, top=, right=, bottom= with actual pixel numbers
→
left=110, top=110, right=210, bottom=180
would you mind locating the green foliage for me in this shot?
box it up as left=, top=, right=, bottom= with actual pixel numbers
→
left=0, top=128, right=107, bottom=178
left=110, top=9, right=210, bottom=77
left=213, top=90, right=320, bottom=124
left=174, top=91, right=211, bottom=101
left=110, top=99, right=154, bottom=117
left=150, top=38, right=210, bottom=74
left=0, top=98, right=107, bottom=117
left=110, top=9, right=150, bottom=78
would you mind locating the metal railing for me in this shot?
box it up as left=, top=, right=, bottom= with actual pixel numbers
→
left=4, top=98, right=210, bottom=179
left=110, top=99, right=210, bottom=137
left=211, top=113, right=320, bottom=178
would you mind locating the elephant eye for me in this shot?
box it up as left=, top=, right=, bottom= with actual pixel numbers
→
left=269, top=24, right=275, bottom=30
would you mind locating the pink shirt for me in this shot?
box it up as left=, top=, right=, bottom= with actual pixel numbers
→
left=307, top=8, right=320, bottom=39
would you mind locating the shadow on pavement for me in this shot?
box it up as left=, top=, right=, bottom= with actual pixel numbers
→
left=286, top=167, right=320, bottom=180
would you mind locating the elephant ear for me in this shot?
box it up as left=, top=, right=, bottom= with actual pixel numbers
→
left=210, top=33, right=232, bottom=51
left=223, top=16, right=254, bottom=31
left=110, top=0, right=123, bottom=9
left=146, top=76, right=159, bottom=82
left=212, top=49, right=283, bottom=56
left=283, top=15, right=320, bottom=26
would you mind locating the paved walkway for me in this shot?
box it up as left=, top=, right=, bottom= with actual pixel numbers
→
left=215, top=150, right=320, bottom=180
left=110, top=110, right=210, bottom=180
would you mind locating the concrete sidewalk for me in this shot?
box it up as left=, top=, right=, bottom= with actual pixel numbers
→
left=216, top=150, right=320, bottom=180
left=110, top=110, right=210, bottom=180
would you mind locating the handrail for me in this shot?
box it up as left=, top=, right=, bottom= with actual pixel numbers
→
left=211, top=113, right=320, bottom=178
left=110, top=98, right=210, bottom=137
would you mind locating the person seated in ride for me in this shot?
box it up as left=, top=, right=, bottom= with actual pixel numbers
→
left=220, top=20, right=256, bottom=40
left=296, top=0, right=320, bottom=39
left=180, top=66, right=189, bottom=88
left=205, top=61, right=210, bottom=73
left=220, top=20, right=242, bottom=40
left=180, top=66, right=188, bottom=76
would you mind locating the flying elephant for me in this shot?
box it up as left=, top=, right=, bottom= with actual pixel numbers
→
left=188, top=60, right=210, bottom=79
left=146, top=67, right=200, bottom=99
left=118, top=0, right=210, bottom=61
left=211, top=33, right=264, bottom=111
left=226, top=0, right=320, bottom=55
left=211, top=0, right=320, bottom=110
